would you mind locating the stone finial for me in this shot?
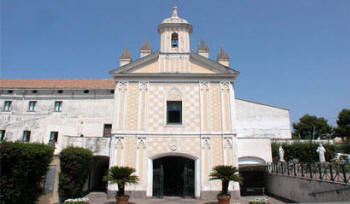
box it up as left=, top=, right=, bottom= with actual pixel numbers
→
left=141, top=39, right=151, bottom=51
left=120, top=46, right=132, bottom=66
left=140, top=39, right=152, bottom=58
left=217, top=47, right=229, bottom=60
left=198, top=39, right=209, bottom=58
left=198, top=39, right=209, bottom=52
left=120, top=46, right=131, bottom=59
left=172, top=5, right=178, bottom=18
left=217, top=47, right=230, bottom=66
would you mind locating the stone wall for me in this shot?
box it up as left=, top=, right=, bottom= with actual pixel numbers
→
left=267, top=174, right=350, bottom=202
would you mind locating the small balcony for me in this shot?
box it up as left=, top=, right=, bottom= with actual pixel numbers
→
left=60, top=136, right=111, bottom=156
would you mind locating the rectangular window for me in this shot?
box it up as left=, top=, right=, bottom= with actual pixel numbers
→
left=28, top=101, right=37, bottom=112
left=23, top=131, right=31, bottom=142
left=167, top=101, right=182, bottom=124
left=54, top=101, right=62, bottom=112
left=3, top=101, right=12, bottom=112
left=0, top=130, right=5, bottom=142
left=49, top=131, right=58, bottom=143
left=103, top=124, right=112, bottom=137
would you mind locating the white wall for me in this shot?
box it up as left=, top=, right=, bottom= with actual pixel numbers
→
left=237, top=138, right=272, bottom=163
left=0, top=89, right=114, bottom=153
left=235, top=99, right=292, bottom=139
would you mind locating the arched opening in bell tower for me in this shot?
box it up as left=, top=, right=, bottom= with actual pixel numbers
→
left=171, top=33, right=178, bottom=48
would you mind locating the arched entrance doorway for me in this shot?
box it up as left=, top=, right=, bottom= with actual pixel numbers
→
left=153, top=156, right=194, bottom=198
left=238, top=157, right=267, bottom=196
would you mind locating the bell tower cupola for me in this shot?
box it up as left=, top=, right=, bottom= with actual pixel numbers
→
left=158, top=5, right=193, bottom=53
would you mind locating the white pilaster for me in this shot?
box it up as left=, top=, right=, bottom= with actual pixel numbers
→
left=195, top=159, right=200, bottom=198
left=122, top=82, right=128, bottom=130
left=146, top=158, right=153, bottom=197
left=206, top=83, right=211, bottom=132
left=137, top=83, right=143, bottom=130
left=229, top=81, right=236, bottom=132
left=144, top=82, right=149, bottom=131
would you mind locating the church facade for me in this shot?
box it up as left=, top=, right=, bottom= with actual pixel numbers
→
left=0, top=6, right=291, bottom=201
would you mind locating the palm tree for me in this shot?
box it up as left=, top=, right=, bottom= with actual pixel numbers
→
left=104, top=166, right=138, bottom=198
left=209, top=165, right=241, bottom=198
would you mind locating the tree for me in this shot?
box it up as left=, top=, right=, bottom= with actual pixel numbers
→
left=335, top=109, right=350, bottom=141
left=104, top=166, right=138, bottom=203
left=59, top=147, right=93, bottom=202
left=209, top=165, right=241, bottom=199
left=293, top=114, right=332, bottom=139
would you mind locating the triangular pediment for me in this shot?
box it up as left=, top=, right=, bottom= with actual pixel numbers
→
left=109, top=52, right=239, bottom=76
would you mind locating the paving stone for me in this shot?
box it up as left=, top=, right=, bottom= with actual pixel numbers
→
left=85, top=192, right=286, bottom=204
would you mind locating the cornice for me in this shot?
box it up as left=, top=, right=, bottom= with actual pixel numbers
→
left=111, top=73, right=238, bottom=81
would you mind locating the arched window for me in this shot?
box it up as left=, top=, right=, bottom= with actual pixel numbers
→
left=171, top=33, right=178, bottom=48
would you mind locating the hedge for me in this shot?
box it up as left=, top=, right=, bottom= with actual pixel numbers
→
left=59, top=147, right=93, bottom=201
left=0, top=141, right=54, bottom=204
left=271, top=142, right=336, bottom=162
left=337, top=141, right=350, bottom=154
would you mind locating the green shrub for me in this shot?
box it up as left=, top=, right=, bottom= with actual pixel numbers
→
left=271, top=142, right=336, bottom=162
left=59, top=147, right=93, bottom=202
left=337, top=141, right=350, bottom=154
left=0, top=141, right=54, bottom=204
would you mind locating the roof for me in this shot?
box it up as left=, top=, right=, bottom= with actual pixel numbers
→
left=161, top=5, right=189, bottom=24
left=157, top=6, right=193, bottom=33
left=236, top=98, right=289, bottom=111
left=109, top=52, right=239, bottom=77
left=0, top=79, right=115, bottom=89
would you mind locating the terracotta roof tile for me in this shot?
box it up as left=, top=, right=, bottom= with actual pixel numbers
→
left=0, top=79, right=115, bottom=89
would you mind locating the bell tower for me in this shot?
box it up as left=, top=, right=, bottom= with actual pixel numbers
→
left=158, top=6, right=193, bottom=53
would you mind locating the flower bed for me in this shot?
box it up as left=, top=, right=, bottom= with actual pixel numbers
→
left=249, top=198, right=269, bottom=204
left=64, top=197, right=89, bottom=204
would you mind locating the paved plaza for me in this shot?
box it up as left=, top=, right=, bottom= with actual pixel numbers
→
left=86, top=192, right=286, bottom=204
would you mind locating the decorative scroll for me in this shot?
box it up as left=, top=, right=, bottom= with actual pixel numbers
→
left=201, top=136, right=211, bottom=149
left=137, top=136, right=146, bottom=149
left=167, top=87, right=182, bottom=101
left=199, top=81, right=209, bottom=91
left=220, top=81, right=231, bottom=91
left=138, top=81, right=149, bottom=91
left=117, top=81, right=128, bottom=92
left=224, top=136, right=233, bottom=148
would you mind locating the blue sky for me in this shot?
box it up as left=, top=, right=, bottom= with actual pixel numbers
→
left=1, top=0, right=349, bottom=126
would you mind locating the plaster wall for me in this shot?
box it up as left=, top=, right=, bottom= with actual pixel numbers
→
left=0, top=90, right=114, bottom=153
left=235, top=99, right=291, bottom=139
left=267, top=174, right=350, bottom=202
left=131, top=54, right=215, bottom=74
left=108, top=134, right=237, bottom=199
left=38, top=156, right=60, bottom=204
left=237, top=138, right=272, bottom=163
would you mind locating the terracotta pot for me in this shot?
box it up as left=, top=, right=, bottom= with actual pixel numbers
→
left=116, top=195, right=129, bottom=204
left=218, top=196, right=230, bottom=204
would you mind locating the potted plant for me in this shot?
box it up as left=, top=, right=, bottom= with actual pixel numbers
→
left=209, top=165, right=241, bottom=204
left=104, top=166, right=139, bottom=204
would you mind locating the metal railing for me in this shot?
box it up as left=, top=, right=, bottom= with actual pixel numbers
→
left=268, top=162, right=350, bottom=185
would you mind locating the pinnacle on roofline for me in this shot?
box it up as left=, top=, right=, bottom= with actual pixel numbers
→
left=198, top=39, right=209, bottom=52
left=217, top=47, right=229, bottom=60
left=120, top=46, right=131, bottom=59
left=140, top=38, right=151, bottom=51
left=172, top=5, right=178, bottom=17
